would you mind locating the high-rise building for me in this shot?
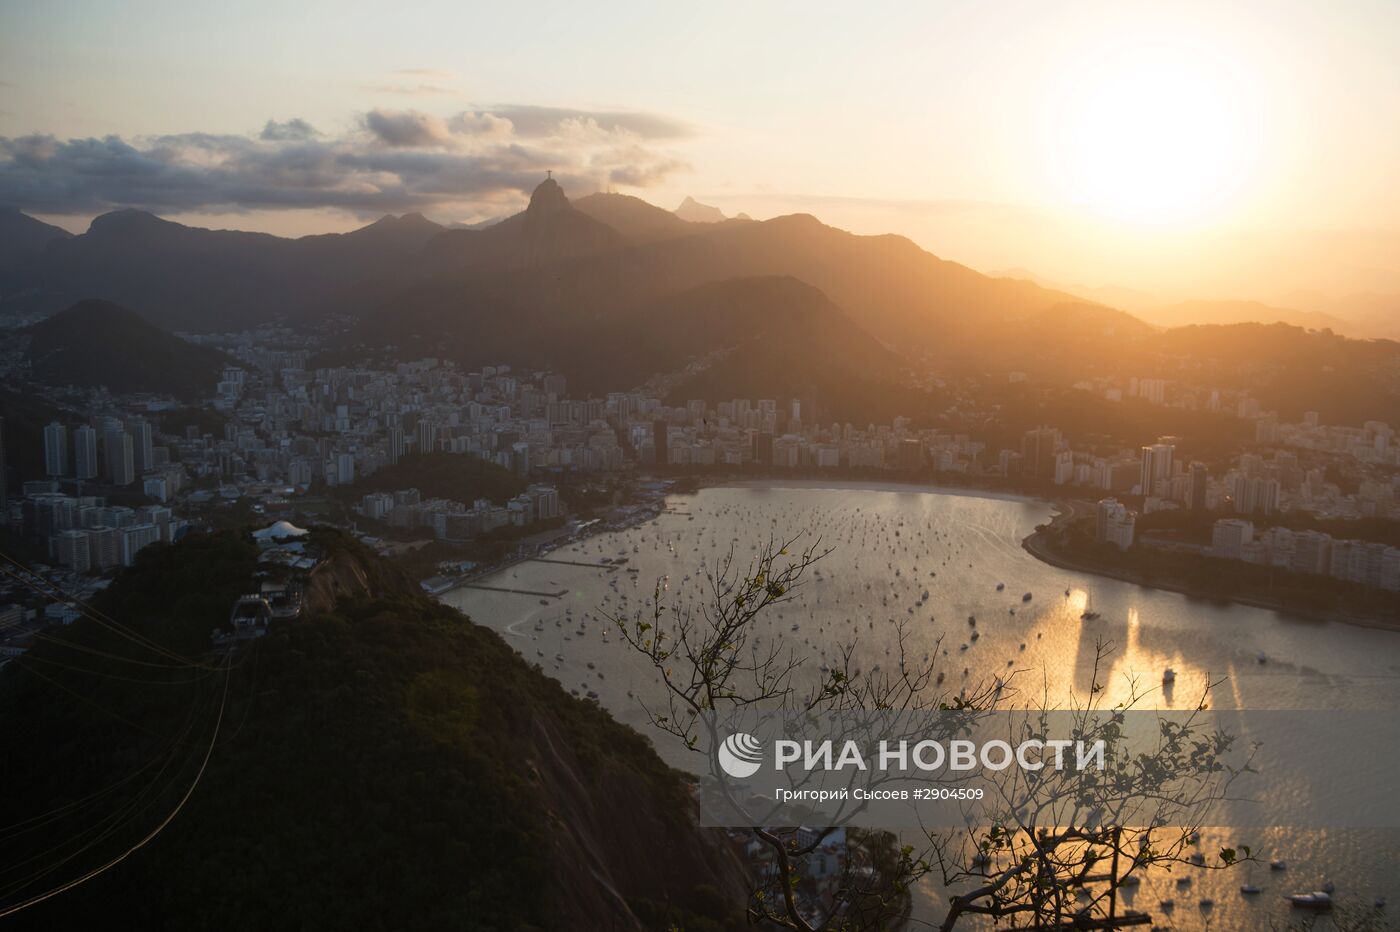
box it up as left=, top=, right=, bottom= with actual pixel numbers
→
left=1053, top=451, right=1075, bottom=485
left=1135, top=378, right=1168, bottom=405
left=119, top=524, right=161, bottom=566
left=653, top=420, right=669, bottom=466
left=1020, top=427, right=1060, bottom=480
left=55, top=529, right=91, bottom=573
left=1290, top=530, right=1333, bottom=576
left=1211, top=519, right=1254, bottom=560
left=1094, top=498, right=1136, bottom=549
left=897, top=439, right=923, bottom=471
left=388, top=427, right=405, bottom=464
left=129, top=418, right=154, bottom=472
left=1233, top=475, right=1280, bottom=516
left=1188, top=462, right=1208, bottom=511
left=417, top=420, right=437, bottom=454
left=44, top=422, right=69, bottom=477
left=104, top=429, right=135, bottom=487
left=73, top=425, right=99, bottom=480
left=335, top=453, right=356, bottom=485
left=528, top=485, right=560, bottom=520
left=1139, top=442, right=1174, bottom=497
left=88, top=526, right=122, bottom=570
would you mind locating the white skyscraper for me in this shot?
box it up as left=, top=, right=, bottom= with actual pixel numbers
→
left=1139, top=442, right=1174, bottom=497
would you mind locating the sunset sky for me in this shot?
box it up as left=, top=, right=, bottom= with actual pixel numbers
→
left=3, top=0, right=1397, bottom=304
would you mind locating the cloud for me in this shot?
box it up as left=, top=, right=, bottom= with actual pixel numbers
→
left=363, top=108, right=454, bottom=147
left=486, top=105, right=692, bottom=140
left=609, top=159, right=689, bottom=187
left=0, top=106, right=691, bottom=219
left=362, top=83, right=459, bottom=97
left=260, top=118, right=319, bottom=141
left=393, top=68, right=457, bottom=79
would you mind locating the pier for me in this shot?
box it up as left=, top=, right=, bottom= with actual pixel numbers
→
left=525, top=557, right=619, bottom=571
left=456, top=584, right=568, bottom=598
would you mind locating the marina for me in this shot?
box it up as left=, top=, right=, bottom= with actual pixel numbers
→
left=444, top=481, right=1400, bottom=929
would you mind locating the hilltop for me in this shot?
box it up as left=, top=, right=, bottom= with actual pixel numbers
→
left=22, top=299, right=230, bottom=399
left=4, top=187, right=1398, bottom=424
left=0, top=529, right=747, bottom=930
left=334, top=451, right=527, bottom=505
left=0, top=206, right=71, bottom=282
left=7, top=210, right=444, bottom=329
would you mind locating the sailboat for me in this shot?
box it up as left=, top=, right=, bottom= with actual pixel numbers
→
left=1080, top=590, right=1100, bottom=620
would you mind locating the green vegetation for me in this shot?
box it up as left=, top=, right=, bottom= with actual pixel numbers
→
left=157, top=406, right=229, bottom=438
left=0, top=529, right=745, bottom=930
left=0, top=386, right=67, bottom=495
left=334, top=452, right=526, bottom=505
left=1039, top=515, right=1400, bottom=623
left=23, top=300, right=230, bottom=400
left=1138, top=508, right=1400, bottom=549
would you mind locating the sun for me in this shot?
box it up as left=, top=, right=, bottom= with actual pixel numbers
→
left=1052, top=42, right=1261, bottom=225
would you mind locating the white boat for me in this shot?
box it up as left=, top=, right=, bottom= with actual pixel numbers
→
left=1240, top=885, right=1262, bottom=895
left=1270, top=859, right=1287, bottom=870
left=1288, top=891, right=1332, bottom=909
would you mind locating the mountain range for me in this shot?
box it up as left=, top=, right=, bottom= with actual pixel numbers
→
left=991, top=266, right=1398, bottom=340
left=0, top=207, right=72, bottom=282
left=1, top=207, right=444, bottom=330
left=2, top=181, right=1398, bottom=423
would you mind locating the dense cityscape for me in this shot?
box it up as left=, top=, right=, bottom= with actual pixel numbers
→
left=5, top=316, right=1398, bottom=662
left=2, top=3, right=1399, bottom=929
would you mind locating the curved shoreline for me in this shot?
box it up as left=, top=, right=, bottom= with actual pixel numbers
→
left=710, top=476, right=1055, bottom=508
left=1020, top=502, right=1400, bottom=634
left=447, top=476, right=1400, bottom=635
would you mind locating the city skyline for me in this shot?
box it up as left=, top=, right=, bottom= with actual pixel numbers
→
left=2, top=6, right=1400, bottom=928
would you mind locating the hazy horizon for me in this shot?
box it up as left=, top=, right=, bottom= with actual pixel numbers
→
left=4, top=0, right=1399, bottom=306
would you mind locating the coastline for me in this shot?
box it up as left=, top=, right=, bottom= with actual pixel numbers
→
left=436, top=472, right=1053, bottom=599
left=436, top=474, right=1400, bottom=636
left=709, top=475, right=1054, bottom=508
left=1021, top=502, right=1400, bottom=634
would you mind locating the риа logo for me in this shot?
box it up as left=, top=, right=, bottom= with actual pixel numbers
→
left=717, top=733, right=764, bottom=778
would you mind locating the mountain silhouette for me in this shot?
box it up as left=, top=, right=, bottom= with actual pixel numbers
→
left=11, top=209, right=443, bottom=329
left=4, top=188, right=1396, bottom=423
left=573, top=191, right=695, bottom=241
left=22, top=299, right=229, bottom=399
left=0, top=206, right=71, bottom=283
left=674, top=195, right=727, bottom=223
